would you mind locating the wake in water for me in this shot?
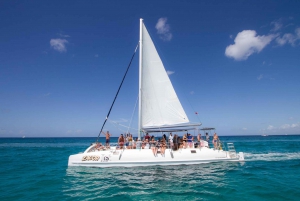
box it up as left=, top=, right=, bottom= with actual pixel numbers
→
left=244, top=152, right=300, bottom=161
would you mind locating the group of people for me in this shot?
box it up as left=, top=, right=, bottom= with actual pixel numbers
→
left=117, top=133, right=168, bottom=156
left=99, top=130, right=220, bottom=152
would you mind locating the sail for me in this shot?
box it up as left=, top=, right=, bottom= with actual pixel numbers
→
left=140, top=21, right=190, bottom=131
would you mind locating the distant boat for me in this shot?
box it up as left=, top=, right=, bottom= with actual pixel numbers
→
left=68, top=19, right=244, bottom=167
left=262, top=135, right=268, bottom=137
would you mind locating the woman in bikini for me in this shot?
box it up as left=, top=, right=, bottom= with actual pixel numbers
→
left=118, top=134, right=125, bottom=149
left=161, top=138, right=167, bottom=156
left=150, top=137, right=157, bottom=156
left=182, top=134, right=187, bottom=148
left=213, top=133, right=218, bottom=149
left=128, top=134, right=133, bottom=149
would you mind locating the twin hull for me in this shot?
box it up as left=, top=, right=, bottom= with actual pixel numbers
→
left=68, top=146, right=244, bottom=167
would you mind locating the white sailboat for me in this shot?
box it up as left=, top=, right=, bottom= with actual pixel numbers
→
left=68, top=19, right=244, bottom=167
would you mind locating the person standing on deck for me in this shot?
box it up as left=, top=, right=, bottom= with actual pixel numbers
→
left=206, top=133, right=210, bottom=147
left=144, top=133, right=150, bottom=141
left=213, top=133, right=219, bottom=149
left=169, top=133, right=174, bottom=149
left=197, top=133, right=201, bottom=147
left=102, top=131, right=111, bottom=147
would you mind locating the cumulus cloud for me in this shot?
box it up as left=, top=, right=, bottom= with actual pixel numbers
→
left=166, top=70, right=174, bottom=75
left=267, top=125, right=275, bottom=130
left=155, top=18, right=172, bottom=41
left=50, top=38, right=68, bottom=52
left=225, top=30, right=276, bottom=60
left=276, top=28, right=300, bottom=46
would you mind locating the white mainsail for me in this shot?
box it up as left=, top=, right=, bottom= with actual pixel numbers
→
left=139, top=19, right=191, bottom=133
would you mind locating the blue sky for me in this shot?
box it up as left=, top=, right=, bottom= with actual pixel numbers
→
left=1, top=0, right=300, bottom=137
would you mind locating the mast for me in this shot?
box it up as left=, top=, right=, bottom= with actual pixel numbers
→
left=138, top=18, right=143, bottom=139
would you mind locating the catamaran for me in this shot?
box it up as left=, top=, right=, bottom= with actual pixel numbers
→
left=68, top=19, right=244, bottom=167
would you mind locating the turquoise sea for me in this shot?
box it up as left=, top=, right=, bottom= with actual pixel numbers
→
left=1, top=135, right=300, bottom=201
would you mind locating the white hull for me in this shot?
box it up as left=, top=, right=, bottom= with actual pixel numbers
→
left=68, top=145, right=244, bottom=168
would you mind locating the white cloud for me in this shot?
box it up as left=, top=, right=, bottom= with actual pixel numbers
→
left=155, top=18, right=172, bottom=41
left=276, top=28, right=300, bottom=46
left=242, top=128, right=247, bottom=130
left=225, top=30, right=276, bottom=60
left=166, top=70, right=174, bottom=75
left=257, top=74, right=263, bottom=80
left=95, top=54, right=99, bottom=57
left=280, top=123, right=299, bottom=130
left=271, top=19, right=283, bottom=32
left=50, top=38, right=68, bottom=52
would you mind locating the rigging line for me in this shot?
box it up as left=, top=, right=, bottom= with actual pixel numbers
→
left=185, top=95, right=202, bottom=124
left=107, top=119, right=138, bottom=131
left=126, top=94, right=139, bottom=134
left=108, top=120, right=127, bottom=133
left=96, top=43, right=139, bottom=142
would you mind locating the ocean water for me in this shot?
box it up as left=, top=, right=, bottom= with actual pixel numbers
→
left=1, top=135, right=300, bottom=201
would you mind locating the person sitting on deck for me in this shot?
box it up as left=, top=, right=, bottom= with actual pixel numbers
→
left=173, top=134, right=178, bottom=150
left=150, top=138, right=157, bottom=156
left=160, top=138, right=167, bottom=156
left=132, top=137, right=136, bottom=149
left=118, top=134, right=125, bottom=149
left=144, top=139, right=150, bottom=149
left=182, top=134, right=187, bottom=148
left=95, top=142, right=102, bottom=150
left=136, top=138, right=142, bottom=149
left=187, top=133, right=193, bottom=148
left=163, top=134, right=167, bottom=141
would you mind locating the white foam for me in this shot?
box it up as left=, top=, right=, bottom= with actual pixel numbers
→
left=244, top=152, right=300, bottom=161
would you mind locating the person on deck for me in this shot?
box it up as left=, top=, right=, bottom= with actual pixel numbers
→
left=150, top=138, right=157, bottom=156
left=213, top=133, right=219, bottom=149
left=206, top=133, right=209, bottom=142
left=144, top=133, right=150, bottom=141
left=101, top=131, right=111, bottom=148
left=118, top=134, right=125, bottom=149
left=182, top=134, right=187, bottom=148
left=163, top=134, right=167, bottom=141
left=144, top=138, right=150, bottom=149
left=169, top=133, right=174, bottom=149
left=160, top=138, right=167, bottom=156
left=187, top=133, right=193, bottom=148
left=197, top=133, right=201, bottom=148
left=128, top=134, right=133, bottom=149
left=136, top=138, right=142, bottom=149
left=173, top=134, right=178, bottom=150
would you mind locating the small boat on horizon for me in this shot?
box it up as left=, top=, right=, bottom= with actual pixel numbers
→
left=68, top=19, right=244, bottom=167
